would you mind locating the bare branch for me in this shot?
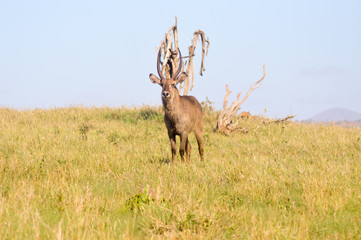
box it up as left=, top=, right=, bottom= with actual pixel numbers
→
left=154, top=18, right=209, bottom=96
left=254, top=114, right=296, bottom=131
left=238, top=65, right=266, bottom=107
left=155, top=17, right=179, bottom=79
left=180, top=30, right=210, bottom=95
left=274, top=114, right=296, bottom=123
left=215, top=65, right=266, bottom=135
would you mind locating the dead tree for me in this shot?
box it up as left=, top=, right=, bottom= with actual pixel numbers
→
left=215, top=65, right=266, bottom=135
left=155, top=17, right=209, bottom=95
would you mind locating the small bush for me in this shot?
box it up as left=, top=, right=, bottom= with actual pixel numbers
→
left=79, top=122, right=90, bottom=140
left=201, top=97, right=215, bottom=114
left=104, top=107, right=162, bottom=123
left=107, top=132, right=121, bottom=145
left=125, top=191, right=152, bottom=212
left=138, top=108, right=162, bottom=121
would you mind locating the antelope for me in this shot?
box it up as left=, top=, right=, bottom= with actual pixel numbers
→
left=149, top=49, right=204, bottom=162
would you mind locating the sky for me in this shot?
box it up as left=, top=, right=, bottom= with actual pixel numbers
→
left=0, top=0, right=360, bottom=120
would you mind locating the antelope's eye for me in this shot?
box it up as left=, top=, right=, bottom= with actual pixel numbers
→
left=172, top=83, right=176, bottom=87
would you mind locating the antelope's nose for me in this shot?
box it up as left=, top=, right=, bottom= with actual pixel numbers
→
left=162, top=91, right=170, bottom=98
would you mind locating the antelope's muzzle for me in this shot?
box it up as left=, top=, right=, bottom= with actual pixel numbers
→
left=162, top=91, right=170, bottom=98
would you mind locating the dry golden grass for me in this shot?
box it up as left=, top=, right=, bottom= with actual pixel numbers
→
left=0, top=106, right=360, bottom=239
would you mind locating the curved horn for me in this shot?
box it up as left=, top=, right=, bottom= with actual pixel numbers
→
left=172, top=48, right=182, bottom=78
left=157, top=49, right=164, bottom=80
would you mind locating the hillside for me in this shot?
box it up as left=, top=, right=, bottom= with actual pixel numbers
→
left=0, top=107, right=360, bottom=239
left=310, top=108, right=361, bottom=122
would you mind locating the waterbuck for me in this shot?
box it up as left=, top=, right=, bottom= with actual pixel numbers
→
left=149, top=49, right=204, bottom=162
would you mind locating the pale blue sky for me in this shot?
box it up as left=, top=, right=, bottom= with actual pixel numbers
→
left=0, top=0, right=360, bottom=119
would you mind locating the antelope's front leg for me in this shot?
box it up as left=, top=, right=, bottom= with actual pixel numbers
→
left=168, top=132, right=177, bottom=162
left=179, top=133, right=189, bottom=162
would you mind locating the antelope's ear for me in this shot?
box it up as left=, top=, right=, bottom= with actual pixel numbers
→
left=175, top=72, right=187, bottom=85
left=149, top=74, right=161, bottom=85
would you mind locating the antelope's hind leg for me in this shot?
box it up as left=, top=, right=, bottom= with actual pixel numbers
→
left=185, top=138, right=191, bottom=162
left=194, top=129, right=204, bottom=161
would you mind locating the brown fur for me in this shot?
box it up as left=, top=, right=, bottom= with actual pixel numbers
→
left=149, top=74, right=204, bottom=162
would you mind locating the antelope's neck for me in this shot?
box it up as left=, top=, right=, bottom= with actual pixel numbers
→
left=162, top=95, right=182, bottom=116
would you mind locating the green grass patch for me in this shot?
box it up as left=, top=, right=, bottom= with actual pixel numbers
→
left=0, top=106, right=360, bottom=239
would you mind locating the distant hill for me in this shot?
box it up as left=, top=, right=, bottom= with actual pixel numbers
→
left=310, top=108, right=361, bottom=122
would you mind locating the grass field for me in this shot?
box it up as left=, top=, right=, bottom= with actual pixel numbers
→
left=0, top=106, right=360, bottom=239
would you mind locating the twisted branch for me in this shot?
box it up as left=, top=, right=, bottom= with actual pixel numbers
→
left=154, top=18, right=209, bottom=96
left=155, top=18, right=178, bottom=79
left=215, top=65, right=266, bottom=135
left=182, top=30, right=210, bottom=95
